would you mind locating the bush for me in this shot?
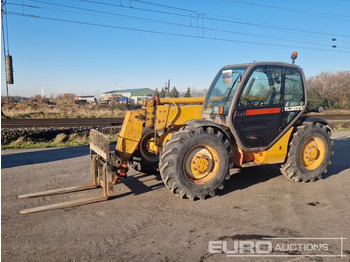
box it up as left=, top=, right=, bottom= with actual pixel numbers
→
left=307, top=71, right=350, bottom=110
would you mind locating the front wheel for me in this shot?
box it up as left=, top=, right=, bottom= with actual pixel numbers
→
left=130, top=129, right=159, bottom=174
left=159, top=126, right=233, bottom=200
left=280, top=122, right=333, bottom=182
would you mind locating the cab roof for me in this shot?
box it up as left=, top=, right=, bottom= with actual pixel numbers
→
left=222, top=61, right=302, bottom=70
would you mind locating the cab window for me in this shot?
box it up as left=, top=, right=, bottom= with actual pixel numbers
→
left=238, top=66, right=282, bottom=107
left=281, top=67, right=305, bottom=128
left=283, top=68, right=304, bottom=106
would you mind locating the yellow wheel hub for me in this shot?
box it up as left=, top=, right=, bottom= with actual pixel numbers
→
left=146, top=138, right=157, bottom=154
left=194, top=157, right=209, bottom=173
left=184, top=145, right=220, bottom=185
left=300, top=137, right=325, bottom=170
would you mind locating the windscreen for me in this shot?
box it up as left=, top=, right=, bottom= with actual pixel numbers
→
left=203, top=67, right=247, bottom=115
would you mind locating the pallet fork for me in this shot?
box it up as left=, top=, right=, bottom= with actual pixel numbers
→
left=19, top=130, right=117, bottom=214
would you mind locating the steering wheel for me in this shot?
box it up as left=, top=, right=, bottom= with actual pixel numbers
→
left=240, top=97, right=251, bottom=106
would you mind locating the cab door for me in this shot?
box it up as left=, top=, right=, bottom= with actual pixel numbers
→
left=232, top=65, right=305, bottom=150
left=233, top=66, right=283, bottom=149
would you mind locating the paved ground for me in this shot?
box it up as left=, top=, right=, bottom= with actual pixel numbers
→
left=1, top=131, right=350, bottom=262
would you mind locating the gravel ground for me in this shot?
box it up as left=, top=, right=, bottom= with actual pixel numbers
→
left=1, top=131, right=350, bottom=262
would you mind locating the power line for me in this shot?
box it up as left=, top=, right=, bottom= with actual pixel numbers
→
left=131, top=0, right=203, bottom=15
left=7, top=2, right=38, bottom=9
left=11, top=0, right=350, bottom=48
left=79, top=0, right=196, bottom=19
left=7, top=11, right=350, bottom=54
left=30, top=0, right=342, bottom=38
left=74, top=0, right=350, bottom=39
left=221, top=0, right=350, bottom=22
left=9, top=1, right=339, bottom=48
left=7, top=0, right=350, bottom=50
left=133, top=0, right=350, bottom=22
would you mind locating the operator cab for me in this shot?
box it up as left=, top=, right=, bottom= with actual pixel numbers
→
left=202, top=59, right=306, bottom=151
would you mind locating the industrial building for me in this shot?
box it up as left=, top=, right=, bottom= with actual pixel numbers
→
left=100, top=88, right=154, bottom=104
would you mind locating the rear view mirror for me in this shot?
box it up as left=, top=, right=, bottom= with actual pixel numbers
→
left=222, top=70, right=233, bottom=85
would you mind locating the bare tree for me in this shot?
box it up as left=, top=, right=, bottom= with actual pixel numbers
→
left=191, top=87, right=208, bottom=97
left=307, top=71, right=350, bottom=109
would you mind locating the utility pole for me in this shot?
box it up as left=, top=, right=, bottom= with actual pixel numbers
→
left=164, top=81, right=168, bottom=97
left=1, top=0, right=14, bottom=103
left=168, top=79, right=170, bottom=97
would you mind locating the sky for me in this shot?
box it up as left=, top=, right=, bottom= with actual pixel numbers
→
left=1, top=0, right=350, bottom=98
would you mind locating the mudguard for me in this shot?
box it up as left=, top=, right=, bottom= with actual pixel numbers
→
left=185, top=119, right=234, bottom=142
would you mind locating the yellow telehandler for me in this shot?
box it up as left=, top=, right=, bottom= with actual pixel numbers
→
left=19, top=53, right=333, bottom=214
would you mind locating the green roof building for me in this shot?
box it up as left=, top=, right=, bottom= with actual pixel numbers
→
left=101, top=88, right=154, bottom=104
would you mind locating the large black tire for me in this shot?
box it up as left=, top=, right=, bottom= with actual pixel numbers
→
left=130, top=129, right=159, bottom=174
left=280, top=122, right=333, bottom=182
left=159, top=126, right=233, bottom=200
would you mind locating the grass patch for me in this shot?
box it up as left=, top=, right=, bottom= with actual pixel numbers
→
left=8, top=136, right=26, bottom=147
left=318, top=109, right=350, bottom=115
left=304, top=109, right=350, bottom=117
left=2, top=100, right=133, bottom=119
left=331, top=121, right=350, bottom=130
left=1, top=133, right=120, bottom=150
left=2, top=140, right=91, bottom=150
left=335, top=128, right=350, bottom=131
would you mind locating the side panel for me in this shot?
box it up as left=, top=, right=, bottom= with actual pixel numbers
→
left=233, top=127, right=294, bottom=167
left=259, top=126, right=293, bottom=164
left=155, top=105, right=203, bottom=130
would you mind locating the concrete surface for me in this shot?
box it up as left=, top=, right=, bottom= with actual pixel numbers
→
left=1, top=131, right=350, bottom=262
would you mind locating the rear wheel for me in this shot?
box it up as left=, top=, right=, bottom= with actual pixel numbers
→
left=159, top=126, right=233, bottom=200
left=280, top=122, right=333, bottom=182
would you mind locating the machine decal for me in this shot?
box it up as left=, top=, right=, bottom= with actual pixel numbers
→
left=246, top=107, right=281, bottom=116
left=284, top=106, right=305, bottom=112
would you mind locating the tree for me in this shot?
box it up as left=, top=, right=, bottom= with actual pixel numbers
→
left=170, top=86, right=179, bottom=98
left=184, top=87, right=192, bottom=97
left=159, top=88, right=166, bottom=98
left=307, top=71, right=350, bottom=109
left=191, top=87, right=208, bottom=97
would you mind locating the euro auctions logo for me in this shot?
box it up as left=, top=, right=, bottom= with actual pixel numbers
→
left=209, top=240, right=273, bottom=254
left=208, top=236, right=347, bottom=259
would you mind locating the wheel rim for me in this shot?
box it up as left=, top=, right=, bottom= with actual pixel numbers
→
left=183, top=145, right=220, bottom=185
left=300, top=137, right=325, bottom=170
left=140, top=131, right=159, bottom=162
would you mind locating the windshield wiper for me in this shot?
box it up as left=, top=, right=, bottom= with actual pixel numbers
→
left=221, top=73, right=241, bottom=104
left=209, top=73, right=241, bottom=119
